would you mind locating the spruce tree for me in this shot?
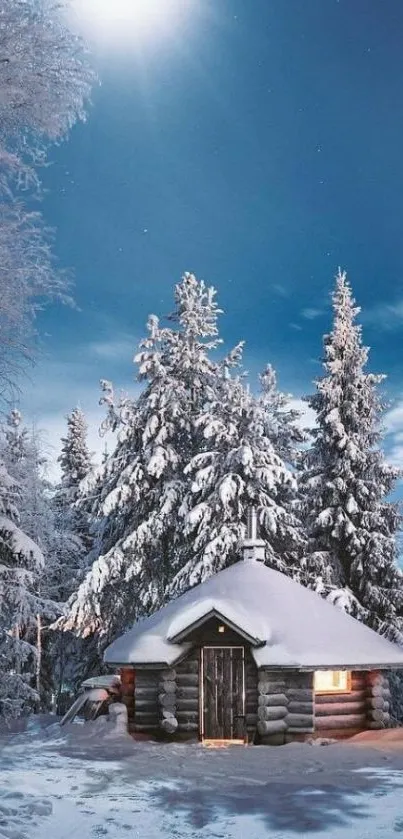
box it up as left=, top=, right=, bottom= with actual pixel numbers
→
left=171, top=356, right=305, bottom=594
left=0, top=452, right=45, bottom=719
left=64, top=273, right=223, bottom=644
left=299, top=270, right=403, bottom=644
left=55, top=407, right=93, bottom=554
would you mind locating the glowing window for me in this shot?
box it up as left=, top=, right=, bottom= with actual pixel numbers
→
left=314, top=671, right=350, bottom=694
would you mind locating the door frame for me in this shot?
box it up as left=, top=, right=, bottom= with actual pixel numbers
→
left=199, top=645, right=245, bottom=741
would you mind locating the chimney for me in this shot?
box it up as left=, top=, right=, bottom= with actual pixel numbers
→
left=243, top=507, right=265, bottom=563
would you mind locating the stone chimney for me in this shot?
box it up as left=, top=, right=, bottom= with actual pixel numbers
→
left=243, top=507, right=265, bottom=562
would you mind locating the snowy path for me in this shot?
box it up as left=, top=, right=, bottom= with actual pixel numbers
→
left=2, top=721, right=403, bottom=838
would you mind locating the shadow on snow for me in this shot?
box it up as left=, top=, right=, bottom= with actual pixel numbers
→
left=147, top=770, right=400, bottom=834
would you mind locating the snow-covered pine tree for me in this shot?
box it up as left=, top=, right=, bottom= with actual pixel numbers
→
left=171, top=354, right=305, bottom=594
left=0, top=411, right=89, bottom=709
left=63, top=273, right=224, bottom=645
left=55, top=407, right=93, bottom=554
left=299, top=270, right=403, bottom=646
left=259, top=364, right=305, bottom=463
left=0, top=452, right=45, bottom=720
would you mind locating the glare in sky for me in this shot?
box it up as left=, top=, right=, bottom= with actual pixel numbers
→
left=70, top=0, right=192, bottom=46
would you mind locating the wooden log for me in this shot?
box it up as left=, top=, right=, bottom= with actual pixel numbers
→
left=311, top=727, right=363, bottom=739
left=178, top=722, right=199, bottom=732
left=135, top=684, right=158, bottom=693
left=176, top=710, right=199, bottom=722
left=246, top=713, right=258, bottom=726
left=135, top=674, right=159, bottom=685
left=286, top=713, right=313, bottom=728
left=315, top=690, right=366, bottom=705
left=368, top=686, right=390, bottom=698
left=315, top=714, right=366, bottom=730
left=368, top=710, right=390, bottom=724
left=315, top=701, right=364, bottom=717
left=161, top=717, right=178, bottom=734
left=133, top=699, right=154, bottom=711
left=134, top=724, right=159, bottom=733
left=351, top=675, right=366, bottom=686
left=158, top=680, right=176, bottom=694
left=258, top=706, right=288, bottom=722
left=287, top=727, right=314, bottom=734
left=176, top=674, right=198, bottom=687
left=176, top=699, right=198, bottom=711
left=257, top=719, right=287, bottom=736
left=367, top=697, right=385, bottom=710
left=135, top=712, right=160, bottom=725
left=159, top=698, right=176, bottom=712
left=366, top=672, right=387, bottom=687
left=286, top=689, right=313, bottom=702
left=161, top=669, right=176, bottom=681
left=177, top=659, right=199, bottom=674
left=260, top=733, right=286, bottom=746
left=258, top=694, right=289, bottom=707
left=176, top=686, right=199, bottom=700
left=288, top=702, right=314, bottom=715
left=257, top=681, right=287, bottom=695
left=368, top=719, right=390, bottom=730
left=259, top=670, right=284, bottom=679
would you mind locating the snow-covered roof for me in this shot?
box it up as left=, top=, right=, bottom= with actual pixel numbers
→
left=104, top=559, right=403, bottom=670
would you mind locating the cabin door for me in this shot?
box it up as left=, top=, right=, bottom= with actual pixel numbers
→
left=201, top=646, right=245, bottom=740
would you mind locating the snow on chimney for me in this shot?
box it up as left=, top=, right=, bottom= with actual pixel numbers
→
left=243, top=507, right=265, bottom=563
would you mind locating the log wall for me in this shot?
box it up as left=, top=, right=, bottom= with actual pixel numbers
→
left=175, top=650, right=199, bottom=737
left=366, top=671, right=391, bottom=729
left=313, top=670, right=366, bottom=738
left=245, top=650, right=258, bottom=739
left=257, top=670, right=291, bottom=745
left=120, top=668, right=135, bottom=724
left=158, top=669, right=178, bottom=735
left=133, top=670, right=160, bottom=734
left=311, top=670, right=390, bottom=739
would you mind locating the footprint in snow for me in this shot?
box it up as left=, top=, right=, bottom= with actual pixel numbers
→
left=91, top=827, right=108, bottom=837
left=394, top=819, right=403, bottom=832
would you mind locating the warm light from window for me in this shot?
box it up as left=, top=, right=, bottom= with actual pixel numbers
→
left=218, top=625, right=225, bottom=633
left=314, top=670, right=350, bottom=693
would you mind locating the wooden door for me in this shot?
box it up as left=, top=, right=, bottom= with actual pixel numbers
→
left=201, top=647, right=245, bottom=740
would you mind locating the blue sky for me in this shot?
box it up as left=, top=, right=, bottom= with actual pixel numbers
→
left=21, top=0, right=403, bottom=475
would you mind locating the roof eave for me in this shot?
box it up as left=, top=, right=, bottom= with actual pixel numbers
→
left=168, top=608, right=264, bottom=647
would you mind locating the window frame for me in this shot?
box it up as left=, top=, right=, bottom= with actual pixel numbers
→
left=313, top=670, right=352, bottom=695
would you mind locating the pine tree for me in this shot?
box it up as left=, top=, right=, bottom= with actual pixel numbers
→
left=64, top=273, right=226, bottom=644
left=171, top=355, right=305, bottom=594
left=299, top=270, right=403, bottom=644
left=1, top=412, right=83, bottom=709
left=55, top=407, right=93, bottom=553
left=0, top=453, right=45, bottom=720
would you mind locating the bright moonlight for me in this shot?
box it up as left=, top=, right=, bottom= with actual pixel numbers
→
left=70, top=0, right=188, bottom=44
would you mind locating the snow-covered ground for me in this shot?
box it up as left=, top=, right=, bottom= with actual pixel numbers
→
left=2, top=719, right=403, bottom=839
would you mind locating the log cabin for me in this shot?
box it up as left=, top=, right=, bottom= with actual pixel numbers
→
left=104, top=510, right=403, bottom=745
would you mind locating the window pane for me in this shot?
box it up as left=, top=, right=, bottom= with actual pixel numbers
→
left=314, top=671, right=349, bottom=693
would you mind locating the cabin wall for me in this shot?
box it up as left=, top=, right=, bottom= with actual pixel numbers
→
left=133, top=670, right=160, bottom=734
left=313, top=670, right=367, bottom=738
left=245, top=650, right=258, bottom=738
left=126, top=663, right=392, bottom=741
left=366, top=671, right=391, bottom=729
left=257, top=669, right=314, bottom=745
left=175, top=650, right=199, bottom=737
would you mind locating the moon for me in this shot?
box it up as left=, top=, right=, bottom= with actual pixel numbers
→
left=70, top=0, right=189, bottom=45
